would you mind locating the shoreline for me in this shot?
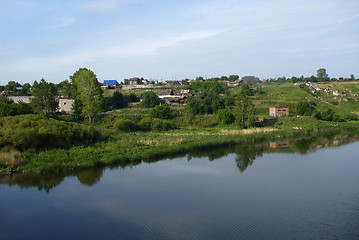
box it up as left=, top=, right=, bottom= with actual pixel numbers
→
left=2, top=124, right=359, bottom=175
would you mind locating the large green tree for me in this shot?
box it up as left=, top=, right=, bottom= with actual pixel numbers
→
left=317, top=68, right=328, bottom=81
left=70, top=68, right=103, bottom=124
left=141, top=91, right=160, bottom=108
left=4, top=81, right=21, bottom=93
left=228, top=75, right=239, bottom=82
left=30, top=78, right=58, bottom=115
left=234, top=94, right=256, bottom=129
left=57, top=79, right=73, bottom=98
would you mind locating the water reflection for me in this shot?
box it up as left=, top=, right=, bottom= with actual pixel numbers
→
left=1, top=130, right=359, bottom=191
left=270, top=141, right=290, bottom=149
left=235, top=143, right=265, bottom=172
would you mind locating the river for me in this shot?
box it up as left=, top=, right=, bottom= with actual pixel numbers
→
left=1, top=134, right=359, bottom=239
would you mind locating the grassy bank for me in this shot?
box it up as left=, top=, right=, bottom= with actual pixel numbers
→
left=1, top=122, right=357, bottom=174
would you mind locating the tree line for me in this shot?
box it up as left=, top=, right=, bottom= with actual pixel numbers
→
left=0, top=68, right=140, bottom=122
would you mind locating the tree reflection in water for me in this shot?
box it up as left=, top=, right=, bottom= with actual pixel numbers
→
left=235, top=143, right=265, bottom=172
left=77, top=168, right=103, bottom=186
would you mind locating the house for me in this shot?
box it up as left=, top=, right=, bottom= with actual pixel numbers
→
left=59, top=98, right=75, bottom=113
left=269, top=106, right=289, bottom=117
left=102, top=80, right=118, bottom=89
left=129, top=77, right=141, bottom=85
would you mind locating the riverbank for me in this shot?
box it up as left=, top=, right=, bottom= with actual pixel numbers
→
left=2, top=122, right=359, bottom=174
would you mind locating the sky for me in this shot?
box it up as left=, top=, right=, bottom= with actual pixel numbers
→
left=0, top=0, right=358, bottom=85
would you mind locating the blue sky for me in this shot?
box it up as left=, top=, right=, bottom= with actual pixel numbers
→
left=0, top=0, right=358, bottom=85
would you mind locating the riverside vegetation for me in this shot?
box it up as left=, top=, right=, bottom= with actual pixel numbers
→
left=1, top=68, right=359, bottom=174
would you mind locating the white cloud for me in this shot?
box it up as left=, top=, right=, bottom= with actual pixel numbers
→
left=0, top=29, right=224, bottom=76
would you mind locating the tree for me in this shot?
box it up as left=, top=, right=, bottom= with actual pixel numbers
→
left=317, top=68, right=328, bottom=81
left=30, top=78, right=58, bottom=116
left=185, top=97, right=205, bottom=115
left=111, top=91, right=124, bottom=109
left=21, top=83, right=31, bottom=95
left=220, top=76, right=228, bottom=81
left=141, top=91, right=160, bottom=108
left=234, top=94, right=256, bottom=129
left=218, top=108, right=235, bottom=124
left=4, top=81, right=21, bottom=93
left=57, top=80, right=73, bottom=98
left=240, top=84, right=254, bottom=96
left=70, top=68, right=103, bottom=124
left=228, top=75, right=239, bottom=82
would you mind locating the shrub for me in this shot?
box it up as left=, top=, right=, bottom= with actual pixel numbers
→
left=141, top=91, right=160, bottom=108
left=150, top=103, right=173, bottom=119
left=185, top=97, right=206, bottom=115
left=151, top=119, right=175, bottom=131
left=0, top=99, right=33, bottom=117
left=218, top=108, right=235, bottom=124
left=342, top=113, right=359, bottom=121
left=114, top=119, right=140, bottom=132
left=0, top=114, right=103, bottom=150
left=315, top=109, right=335, bottom=121
left=139, top=117, right=153, bottom=131
left=296, top=100, right=313, bottom=116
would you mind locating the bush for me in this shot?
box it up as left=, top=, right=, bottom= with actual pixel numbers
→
left=315, top=109, right=335, bottom=121
left=151, top=119, right=175, bottom=131
left=218, top=108, right=235, bottom=124
left=185, top=97, right=206, bottom=115
left=342, top=113, right=359, bottom=121
left=296, top=100, right=313, bottom=116
left=0, top=114, right=103, bottom=150
left=0, top=99, right=33, bottom=117
left=150, top=103, right=173, bottom=119
left=114, top=119, right=140, bottom=132
left=141, top=91, right=160, bottom=108
left=139, top=117, right=153, bottom=131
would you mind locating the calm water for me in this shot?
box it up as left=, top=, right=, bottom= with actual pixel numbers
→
left=1, top=136, right=359, bottom=239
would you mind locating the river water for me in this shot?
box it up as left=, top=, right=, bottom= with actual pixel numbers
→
left=1, top=134, right=359, bottom=239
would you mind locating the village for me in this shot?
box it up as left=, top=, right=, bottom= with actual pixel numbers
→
left=2, top=75, right=264, bottom=114
left=2, top=72, right=359, bottom=121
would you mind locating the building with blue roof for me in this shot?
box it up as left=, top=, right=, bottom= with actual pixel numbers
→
left=103, top=80, right=118, bottom=89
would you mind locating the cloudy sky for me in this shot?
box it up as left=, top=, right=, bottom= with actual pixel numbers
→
left=0, top=0, right=358, bottom=85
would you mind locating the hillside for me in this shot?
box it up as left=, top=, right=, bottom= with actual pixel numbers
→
left=245, top=81, right=359, bottom=119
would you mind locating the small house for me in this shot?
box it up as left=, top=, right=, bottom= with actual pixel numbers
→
left=129, top=77, right=141, bottom=85
left=269, top=106, right=289, bottom=117
left=103, top=80, right=118, bottom=89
